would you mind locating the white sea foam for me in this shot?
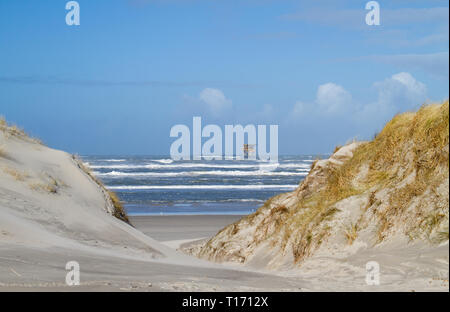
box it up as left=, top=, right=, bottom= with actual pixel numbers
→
left=144, top=199, right=265, bottom=203
left=107, top=185, right=298, bottom=190
left=151, top=159, right=174, bottom=164
left=94, top=170, right=309, bottom=177
left=88, top=163, right=311, bottom=170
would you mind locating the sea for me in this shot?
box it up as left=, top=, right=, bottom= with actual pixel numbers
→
left=82, top=155, right=326, bottom=216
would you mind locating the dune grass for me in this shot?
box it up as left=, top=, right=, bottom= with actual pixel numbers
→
left=332, top=103, right=445, bottom=232
left=73, top=155, right=129, bottom=224
left=0, top=116, right=26, bottom=137
left=29, top=182, right=58, bottom=194
left=3, top=167, right=29, bottom=181
left=3, top=164, right=61, bottom=194
left=0, top=116, right=6, bottom=129
left=1, top=116, right=128, bottom=223
left=311, top=102, right=447, bottom=251
left=344, top=223, right=359, bottom=245
left=31, top=176, right=63, bottom=194
left=0, top=145, right=6, bottom=158
left=226, top=101, right=449, bottom=263
left=107, top=190, right=129, bottom=223
left=0, top=115, right=42, bottom=144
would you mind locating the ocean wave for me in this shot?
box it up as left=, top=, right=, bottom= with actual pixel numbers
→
left=151, top=159, right=174, bottom=164
left=94, top=170, right=309, bottom=177
left=131, top=199, right=266, bottom=204
left=107, top=185, right=299, bottom=190
left=88, top=163, right=311, bottom=170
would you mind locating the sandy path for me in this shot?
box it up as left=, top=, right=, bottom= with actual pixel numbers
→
left=0, top=244, right=308, bottom=291
left=129, top=215, right=242, bottom=242
left=0, top=128, right=448, bottom=292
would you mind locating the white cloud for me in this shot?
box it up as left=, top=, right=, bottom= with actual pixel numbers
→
left=290, top=72, right=428, bottom=130
left=199, top=88, right=232, bottom=117
left=374, top=72, right=427, bottom=108
left=289, top=83, right=354, bottom=118
left=316, top=83, right=353, bottom=114
left=356, top=72, right=428, bottom=129
left=284, top=72, right=431, bottom=152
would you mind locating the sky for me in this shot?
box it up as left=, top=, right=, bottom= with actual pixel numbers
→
left=0, top=0, right=448, bottom=155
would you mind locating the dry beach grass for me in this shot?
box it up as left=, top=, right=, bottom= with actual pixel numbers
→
left=195, top=101, right=449, bottom=274
left=0, top=104, right=448, bottom=291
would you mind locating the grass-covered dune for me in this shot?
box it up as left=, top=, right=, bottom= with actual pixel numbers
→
left=194, top=101, right=449, bottom=270
left=0, top=116, right=169, bottom=265
left=0, top=117, right=128, bottom=223
left=0, top=115, right=312, bottom=291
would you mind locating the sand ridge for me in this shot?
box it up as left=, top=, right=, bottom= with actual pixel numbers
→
left=0, top=116, right=448, bottom=291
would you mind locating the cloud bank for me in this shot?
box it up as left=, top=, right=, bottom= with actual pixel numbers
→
left=289, top=72, right=432, bottom=144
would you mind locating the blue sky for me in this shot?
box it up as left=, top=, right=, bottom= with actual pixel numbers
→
left=0, top=0, right=448, bottom=155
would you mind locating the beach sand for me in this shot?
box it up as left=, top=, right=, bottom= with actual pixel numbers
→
left=0, top=128, right=306, bottom=291
left=2, top=211, right=447, bottom=292
left=129, top=215, right=241, bottom=243
left=0, top=125, right=448, bottom=292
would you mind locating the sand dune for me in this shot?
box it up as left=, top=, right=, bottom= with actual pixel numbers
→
left=0, top=120, right=307, bottom=291
left=0, top=109, right=448, bottom=291
left=190, top=102, right=449, bottom=291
